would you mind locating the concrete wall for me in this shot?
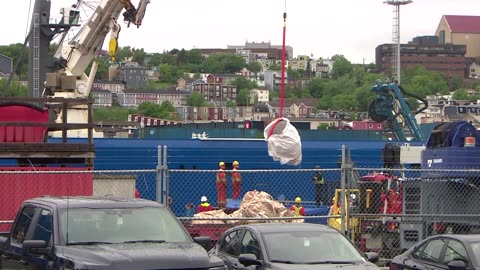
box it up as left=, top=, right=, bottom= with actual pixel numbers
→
left=93, top=174, right=137, bottom=198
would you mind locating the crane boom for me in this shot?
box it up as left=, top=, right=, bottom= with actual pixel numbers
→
left=44, top=0, right=150, bottom=138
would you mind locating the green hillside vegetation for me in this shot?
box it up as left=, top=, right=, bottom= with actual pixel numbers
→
left=2, top=44, right=480, bottom=121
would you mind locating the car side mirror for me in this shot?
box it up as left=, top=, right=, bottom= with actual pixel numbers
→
left=365, top=252, right=379, bottom=263
left=193, top=236, right=212, bottom=251
left=447, top=260, right=467, bottom=270
left=23, top=240, right=48, bottom=255
left=239, top=253, right=262, bottom=267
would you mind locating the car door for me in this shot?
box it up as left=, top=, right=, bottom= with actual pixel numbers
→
left=235, top=229, right=263, bottom=270
left=3, top=207, right=53, bottom=270
left=217, top=228, right=245, bottom=270
left=403, top=238, right=448, bottom=270
left=2, top=206, right=38, bottom=270
left=442, top=238, right=471, bottom=268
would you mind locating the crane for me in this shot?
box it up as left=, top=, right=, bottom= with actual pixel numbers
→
left=368, top=80, right=428, bottom=142
left=43, top=0, right=150, bottom=137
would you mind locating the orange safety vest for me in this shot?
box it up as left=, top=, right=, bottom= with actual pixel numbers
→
left=217, top=169, right=226, bottom=183
left=232, top=168, right=241, bottom=182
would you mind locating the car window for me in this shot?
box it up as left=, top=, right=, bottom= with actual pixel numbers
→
left=219, top=229, right=243, bottom=257
left=416, top=238, right=446, bottom=263
left=240, top=230, right=262, bottom=259
left=263, top=231, right=365, bottom=263
left=32, top=209, right=53, bottom=246
left=12, top=207, right=36, bottom=243
left=443, top=239, right=469, bottom=266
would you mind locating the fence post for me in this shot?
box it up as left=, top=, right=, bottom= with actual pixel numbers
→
left=156, top=145, right=163, bottom=203
left=163, top=145, right=169, bottom=207
left=340, top=145, right=346, bottom=234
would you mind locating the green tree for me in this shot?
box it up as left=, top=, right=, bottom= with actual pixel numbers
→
left=354, top=85, right=376, bottom=112
left=158, top=63, right=182, bottom=83
left=331, top=54, right=354, bottom=79
left=187, top=92, right=207, bottom=106
left=187, top=49, right=203, bottom=65
left=236, top=88, right=252, bottom=106
left=317, top=123, right=329, bottom=130
left=331, top=94, right=359, bottom=111
left=132, top=48, right=148, bottom=65
left=202, top=53, right=245, bottom=73
left=226, top=100, right=236, bottom=107
left=116, top=46, right=134, bottom=62
left=317, top=95, right=334, bottom=110
left=0, top=78, right=28, bottom=97
left=148, top=53, right=163, bottom=67
left=231, top=76, right=257, bottom=91
left=0, top=43, right=29, bottom=78
left=448, top=76, right=463, bottom=91
left=93, top=107, right=135, bottom=121
left=177, top=49, right=187, bottom=65
left=247, top=61, right=262, bottom=79
left=137, top=101, right=175, bottom=119
left=307, top=77, right=327, bottom=98
left=452, top=88, right=469, bottom=100
left=160, top=53, right=176, bottom=65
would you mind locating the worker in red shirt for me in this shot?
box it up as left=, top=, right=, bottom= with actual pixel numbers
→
left=231, top=160, right=242, bottom=199
left=290, top=197, right=306, bottom=217
left=196, top=196, right=213, bottom=213
left=216, top=161, right=227, bottom=208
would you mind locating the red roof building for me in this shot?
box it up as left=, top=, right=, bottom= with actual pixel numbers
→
left=436, top=15, right=480, bottom=58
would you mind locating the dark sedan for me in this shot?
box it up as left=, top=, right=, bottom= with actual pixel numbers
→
left=209, top=223, right=381, bottom=269
left=390, top=234, right=480, bottom=270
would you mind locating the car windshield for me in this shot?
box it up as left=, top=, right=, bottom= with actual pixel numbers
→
left=60, top=207, right=190, bottom=245
left=263, top=230, right=366, bottom=263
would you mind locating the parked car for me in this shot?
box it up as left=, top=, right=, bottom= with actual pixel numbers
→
left=390, top=234, right=480, bottom=270
left=0, top=196, right=226, bottom=270
left=209, top=223, right=380, bottom=269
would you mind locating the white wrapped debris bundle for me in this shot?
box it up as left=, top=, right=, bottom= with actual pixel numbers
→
left=264, top=118, right=302, bottom=165
left=192, top=190, right=303, bottom=225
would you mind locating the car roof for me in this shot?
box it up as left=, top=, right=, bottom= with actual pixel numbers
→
left=24, top=196, right=161, bottom=209
left=233, top=223, right=338, bottom=234
left=436, top=234, right=480, bottom=243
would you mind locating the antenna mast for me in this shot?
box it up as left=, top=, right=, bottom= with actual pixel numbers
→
left=384, top=0, right=412, bottom=84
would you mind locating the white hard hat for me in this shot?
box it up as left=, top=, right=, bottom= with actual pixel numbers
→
left=201, top=196, right=208, bottom=202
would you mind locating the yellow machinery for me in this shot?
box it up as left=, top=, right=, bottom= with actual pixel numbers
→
left=328, top=189, right=370, bottom=243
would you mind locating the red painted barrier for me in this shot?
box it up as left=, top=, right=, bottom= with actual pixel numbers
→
left=0, top=167, right=93, bottom=232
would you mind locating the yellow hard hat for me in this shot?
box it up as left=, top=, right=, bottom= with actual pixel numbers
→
left=219, top=161, right=225, bottom=166
left=295, top=197, right=301, bottom=203
left=233, top=160, right=239, bottom=166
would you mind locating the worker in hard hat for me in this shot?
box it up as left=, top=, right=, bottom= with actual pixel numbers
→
left=196, top=196, right=213, bottom=213
left=312, top=165, right=325, bottom=206
left=328, top=197, right=341, bottom=216
left=231, top=160, right=242, bottom=200
left=216, top=161, right=227, bottom=208
left=290, top=197, right=305, bottom=217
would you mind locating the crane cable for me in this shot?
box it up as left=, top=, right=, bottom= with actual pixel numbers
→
left=279, top=0, right=287, bottom=118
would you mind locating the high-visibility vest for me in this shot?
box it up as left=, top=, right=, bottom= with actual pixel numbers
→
left=292, top=205, right=304, bottom=216
left=313, top=173, right=324, bottom=185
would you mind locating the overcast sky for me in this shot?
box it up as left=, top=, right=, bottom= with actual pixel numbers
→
left=1, top=0, right=479, bottom=64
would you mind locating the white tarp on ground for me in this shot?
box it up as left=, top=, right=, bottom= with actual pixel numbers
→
left=192, top=190, right=303, bottom=224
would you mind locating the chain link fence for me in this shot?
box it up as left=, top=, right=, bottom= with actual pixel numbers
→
left=1, top=146, right=480, bottom=261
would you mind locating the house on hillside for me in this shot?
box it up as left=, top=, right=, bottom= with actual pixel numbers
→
left=436, top=15, right=480, bottom=58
